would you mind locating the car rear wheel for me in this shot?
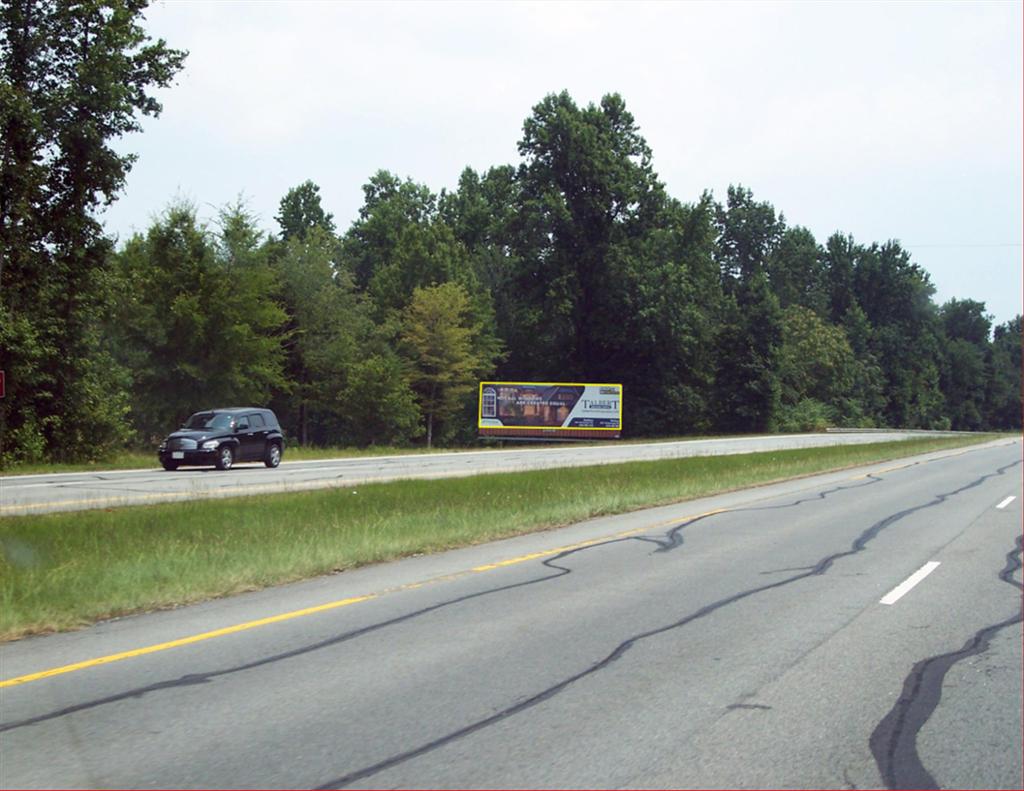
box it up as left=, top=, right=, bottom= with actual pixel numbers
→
left=215, top=445, right=234, bottom=471
left=161, top=460, right=178, bottom=471
left=264, top=443, right=282, bottom=468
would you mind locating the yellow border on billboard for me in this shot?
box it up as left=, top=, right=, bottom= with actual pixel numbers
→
left=477, top=381, right=623, bottom=431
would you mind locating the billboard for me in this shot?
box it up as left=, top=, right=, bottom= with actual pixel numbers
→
left=478, top=382, right=622, bottom=439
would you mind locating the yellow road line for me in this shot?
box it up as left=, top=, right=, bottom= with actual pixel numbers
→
left=0, top=509, right=724, bottom=689
left=0, top=594, right=375, bottom=688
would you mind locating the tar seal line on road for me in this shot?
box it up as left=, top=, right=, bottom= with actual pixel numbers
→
left=868, top=533, right=1024, bottom=791
left=0, top=476, right=880, bottom=730
left=317, top=460, right=1021, bottom=789
left=2, top=453, right=1017, bottom=790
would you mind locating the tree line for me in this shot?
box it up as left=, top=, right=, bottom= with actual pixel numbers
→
left=2, top=3, right=1019, bottom=465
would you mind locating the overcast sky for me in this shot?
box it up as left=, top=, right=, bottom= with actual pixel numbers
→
left=105, top=0, right=1023, bottom=326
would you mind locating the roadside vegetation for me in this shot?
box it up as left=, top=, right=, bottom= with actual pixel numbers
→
left=2, top=4, right=1020, bottom=471
left=0, top=435, right=997, bottom=641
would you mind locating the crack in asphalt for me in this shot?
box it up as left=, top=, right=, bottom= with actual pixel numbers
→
left=0, top=476, right=877, bottom=734
left=316, top=459, right=1020, bottom=789
left=868, top=531, right=1024, bottom=790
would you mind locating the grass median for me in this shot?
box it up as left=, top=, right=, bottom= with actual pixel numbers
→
left=0, top=434, right=1000, bottom=640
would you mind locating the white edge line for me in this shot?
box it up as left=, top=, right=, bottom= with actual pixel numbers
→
left=880, top=561, right=941, bottom=606
left=996, top=496, right=1016, bottom=510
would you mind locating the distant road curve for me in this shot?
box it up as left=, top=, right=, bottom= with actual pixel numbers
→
left=0, top=431, right=963, bottom=516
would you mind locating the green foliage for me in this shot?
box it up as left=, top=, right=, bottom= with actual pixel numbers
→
left=775, top=399, right=835, bottom=433
left=340, top=353, right=422, bottom=447
left=276, top=180, right=336, bottom=241
left=713, top=273, right=783, bottom=433
left=400, top=282, right=499, bottom=447
left=715, top=185, right=786, bottom=286
left=339, top=171, right=437, bottom=290
left=268, top=226, right=364, bottom=445
left=985, top=316, right=1022, bottom=430
left=778, top=306, right=857, bottom=413
left=852, top=242, right=946, bottom=428
left=510, top=91, right=667, bottom=379
left=368, top=218, right=477, bottom=316
left=0, top=0, right=185, bottom=463
left=939, top=299, right=993, bottom=430
left=108, top=203, right=288, bottom=441
left=4, top=74, right=1017, bottom=461
left=824, top=233, right=859, bottom=324
left=768, top=227, right=828, bottom=315
left=608, top=195, right=721, bottom=435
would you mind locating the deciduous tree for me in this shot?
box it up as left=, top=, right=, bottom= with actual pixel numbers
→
left=400, top=282, right=498, bottom=447
left=0, top=0, right=185, bottom=461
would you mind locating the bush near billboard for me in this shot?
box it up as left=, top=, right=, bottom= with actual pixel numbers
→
left=478, top=382, right=622, bottom=440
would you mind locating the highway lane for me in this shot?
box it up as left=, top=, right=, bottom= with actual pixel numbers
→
left=0, top=430, right=947, bottom=515
left=0, top=439, right=1020, bottom=788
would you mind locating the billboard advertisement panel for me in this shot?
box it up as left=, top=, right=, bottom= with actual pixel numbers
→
left=478, top=382, right=622, bottom=439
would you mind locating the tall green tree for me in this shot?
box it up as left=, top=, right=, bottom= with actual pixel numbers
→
left=510, top=91, right=668, bottom=379
left=0, top=0, right=185, bottom=462
left=985, top=316, right=1022, bottom=430
left=839, top=303, right=887, bottom=425
left=776, top=305, right=860, bottom=430
left=400, top=282, right=498, bottom=447
left=367, top=219, right=477, bottom=317
left=712, top=187, right=785, bottom=432
left=713, top=272, right=783, bottom=433
left=715, top=185, right=785, bottom=287
left=439, top=165, right=522, bottom=348
left=339, top=171, right=436, bottom=291
left=854, top=241, right=945, bottom=428
left=604, top=194, right=721, bottom=435
left=338, top=352, right=422, bottom=447
left=939, top=298, right=991, bottom=430
left=823, top=232, right=859, bottom=324
left=108, top=203, right=287, bottom=440
left=275, top=180, right=335, bottom=242
left=767, top=226, right=827, bottom=315
left=269, top=226, right=367, bottom=445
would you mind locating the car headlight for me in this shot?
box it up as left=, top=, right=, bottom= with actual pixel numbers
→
left=202, top=440, right=220, bottom=450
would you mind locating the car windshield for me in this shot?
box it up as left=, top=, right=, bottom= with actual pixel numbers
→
left=183, top=412, right=234, bottom=430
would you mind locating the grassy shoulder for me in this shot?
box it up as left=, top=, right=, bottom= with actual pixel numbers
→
left=0, top=434, right=999, bottom=640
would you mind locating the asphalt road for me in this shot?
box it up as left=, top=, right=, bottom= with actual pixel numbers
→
left=1, top=430, right=946, bottom=516
left=1, top=438, right=1020, bottom=789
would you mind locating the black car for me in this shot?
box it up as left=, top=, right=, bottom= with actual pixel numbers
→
left=158, top=408, right=285, bottom=471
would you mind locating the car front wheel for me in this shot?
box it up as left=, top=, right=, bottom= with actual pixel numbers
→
left=264, top=443, right=282, bottom=468
left=215, top=445, right=234, bottom=471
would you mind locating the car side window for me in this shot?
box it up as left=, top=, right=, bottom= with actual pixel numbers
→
left=249, top=414, right=265, bottom=428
